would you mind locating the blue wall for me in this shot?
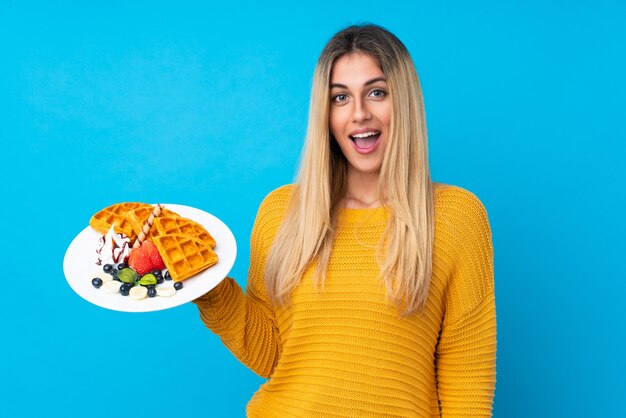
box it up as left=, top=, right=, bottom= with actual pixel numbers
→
left=1, top=1, right=624, bottom=416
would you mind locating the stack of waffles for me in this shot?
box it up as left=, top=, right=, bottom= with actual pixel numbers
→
left=89, top=203, right=218, bottom=282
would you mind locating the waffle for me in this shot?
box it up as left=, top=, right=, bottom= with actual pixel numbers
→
left=150, top=214, right=217, bottom=249
left=126, top=206, right=177, bottom=239
left=89, top=202, right=152, bottom=240
left=151, top=234, right=218, bottom=282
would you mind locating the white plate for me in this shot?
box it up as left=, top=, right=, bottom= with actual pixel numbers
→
left=63, top=204, right=236, bottom=312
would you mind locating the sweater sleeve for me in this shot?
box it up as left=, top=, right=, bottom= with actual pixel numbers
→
left=192, top=193, right=284, bottom=378
left=435, top=188, right=497, bottom=417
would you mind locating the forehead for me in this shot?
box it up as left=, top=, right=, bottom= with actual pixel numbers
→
left=330, top=52, right=384, bottom=83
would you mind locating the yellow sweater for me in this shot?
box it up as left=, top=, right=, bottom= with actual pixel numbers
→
left=194, top=184, right=496, bottom=417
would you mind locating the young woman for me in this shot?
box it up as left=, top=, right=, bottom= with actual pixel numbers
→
left=194, top=24, right=496, bottom=417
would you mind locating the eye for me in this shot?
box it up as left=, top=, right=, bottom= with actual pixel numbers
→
left=369, top=89, right=387, bottom=99
left=332, top=93, right=349, bottom=103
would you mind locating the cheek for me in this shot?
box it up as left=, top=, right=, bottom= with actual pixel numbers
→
left=381, top=105, right=392, bottom=129
left=329, top=110, right=342, bottom=138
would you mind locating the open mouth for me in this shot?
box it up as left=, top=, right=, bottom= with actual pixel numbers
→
left=349, top=130, right=381, bottom=150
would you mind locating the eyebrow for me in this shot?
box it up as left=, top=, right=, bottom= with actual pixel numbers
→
left=330, top=76, right=387, bottom=89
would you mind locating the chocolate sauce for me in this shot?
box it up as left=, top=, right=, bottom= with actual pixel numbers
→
left=96, top=236, right=106, bottom=255
left=112, top=240, right=130, bottom=263
left=94, top=232, right=130, bottom=265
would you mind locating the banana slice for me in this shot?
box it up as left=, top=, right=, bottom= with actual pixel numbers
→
left=101, top=281, right=121, bottom=294
left=129, top=286, right=148, bottom=300
left=93, top=273, right=112, bottom=283
left=157, top=285, right=176, bottom=297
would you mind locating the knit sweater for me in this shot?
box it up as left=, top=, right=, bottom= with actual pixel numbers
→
left=194, top=184, right=496, bottom=417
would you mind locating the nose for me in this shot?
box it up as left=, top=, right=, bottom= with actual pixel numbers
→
left=352, top=97, right=371, bottom=122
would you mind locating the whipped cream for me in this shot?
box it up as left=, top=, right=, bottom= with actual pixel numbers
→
left=95, top=224, right=132, bottom=266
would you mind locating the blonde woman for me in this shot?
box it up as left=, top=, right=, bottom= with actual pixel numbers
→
left=194, top=24, right=496, bottom=417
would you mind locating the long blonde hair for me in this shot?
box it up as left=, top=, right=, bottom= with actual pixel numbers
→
left=265, top=24, right=434, bottom=316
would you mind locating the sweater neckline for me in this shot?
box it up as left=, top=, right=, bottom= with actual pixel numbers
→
left=337, top=206, right=388, bottom=224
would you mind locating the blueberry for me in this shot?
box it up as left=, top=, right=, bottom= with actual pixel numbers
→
left=164, top=271, right=172, bottom=281
left=91, top=277, right=103, bottom=288
left=147, top=287, right=157, bottom=298
left=174, top=281, right=183, bottom=291
left=120, top=284, right=130, bottom=296
left=103, top=264, right=113, bottom=273
left=156, top=275, right=164, bottom=284
left=117, top=263, right=128, bottom=270
left=110, top=268, right=118, bottom=276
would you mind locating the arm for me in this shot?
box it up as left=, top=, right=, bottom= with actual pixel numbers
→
left=435, top=189, right=497, bottom=417
left=193, top=197, right=283, bottom=378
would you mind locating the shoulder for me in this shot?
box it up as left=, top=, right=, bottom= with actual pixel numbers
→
left=433, top=183, right=490, bottom=231
left=253, top=184, right=295, bottom=236
left=261, top=184, right=295, bottom=205
left=432, top=182, right=492, bottom=268
left=433, top=182, right=486, bottom=208
left=258, top=184, right=295, bottom=215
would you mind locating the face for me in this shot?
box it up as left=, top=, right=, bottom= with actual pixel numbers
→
left=329, top=52, right=391, bottom=179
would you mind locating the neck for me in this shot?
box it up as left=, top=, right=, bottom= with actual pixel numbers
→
left=342, top=169, right=382, bottom=209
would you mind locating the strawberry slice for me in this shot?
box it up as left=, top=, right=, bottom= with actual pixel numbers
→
left=143, top=240, right=166, bottom=270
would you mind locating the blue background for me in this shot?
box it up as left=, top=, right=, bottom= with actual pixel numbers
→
left=1, top=1, right=624, bottom=417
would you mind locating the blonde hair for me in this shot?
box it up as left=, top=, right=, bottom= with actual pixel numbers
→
left=265, top=24, right=434, bottom=316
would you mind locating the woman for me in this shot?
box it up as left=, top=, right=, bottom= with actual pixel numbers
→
left=194, top=24, right=496, bottom=417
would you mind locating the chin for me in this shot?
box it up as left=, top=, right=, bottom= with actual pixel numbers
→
left=349, top=164, right=382, bottom=176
